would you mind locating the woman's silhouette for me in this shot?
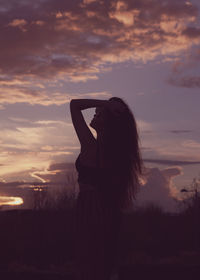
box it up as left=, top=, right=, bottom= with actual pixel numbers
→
left=70, top=97, right=142, bottom=280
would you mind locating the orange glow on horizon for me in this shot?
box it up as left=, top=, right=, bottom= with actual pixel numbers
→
left=0, top=196, right=24, bottom=206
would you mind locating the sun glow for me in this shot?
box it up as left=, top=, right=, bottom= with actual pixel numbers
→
left=0, top=196, right=24, bottom=206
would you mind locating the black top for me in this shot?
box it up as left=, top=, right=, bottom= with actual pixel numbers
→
left=75, top=154, right=101, bottom=186
left=75, top=152, right=114, bottom=189
left=75, top=153, right=123, bottom=209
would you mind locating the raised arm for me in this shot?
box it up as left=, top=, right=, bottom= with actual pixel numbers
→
left=70, top=99, right=108, bottom=148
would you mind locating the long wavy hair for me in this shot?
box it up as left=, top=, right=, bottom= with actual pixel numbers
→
left=97, top=97, right=143, bottom=211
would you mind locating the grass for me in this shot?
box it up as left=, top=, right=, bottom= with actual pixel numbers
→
left=0, top=186, right=200, bottom=279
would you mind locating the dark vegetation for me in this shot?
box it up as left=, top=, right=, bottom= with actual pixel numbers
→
left=0, top=187, right=200, bottom=279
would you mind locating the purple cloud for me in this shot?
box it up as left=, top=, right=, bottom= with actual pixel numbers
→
left=0, top=0, right=198, bottom=80
left=136, top=166, right=182, bottom=212
left=0, top=0, right=199, bottom=104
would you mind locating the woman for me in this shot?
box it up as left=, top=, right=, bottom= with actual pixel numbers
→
left=70, top=97, right=142, bottom=280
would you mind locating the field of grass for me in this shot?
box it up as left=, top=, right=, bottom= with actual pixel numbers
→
left=0, top=191, right=200, bottom=279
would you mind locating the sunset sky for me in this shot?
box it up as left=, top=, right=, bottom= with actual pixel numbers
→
left=1, top=0, right=200, bottom=210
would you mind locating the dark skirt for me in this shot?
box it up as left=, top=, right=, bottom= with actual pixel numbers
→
left=73, top=189, right=121, bottom=280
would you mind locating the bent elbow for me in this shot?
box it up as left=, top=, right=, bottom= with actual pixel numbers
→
left=70, top=99, right=75, bottom=106
left=70, top=99, right=82, bottom=111
left=70, top=99, right=76, bottom=109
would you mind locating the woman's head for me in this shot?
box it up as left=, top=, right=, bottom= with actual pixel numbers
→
left=93, top=97, right=143, bottom=210
left=90, top=97, right=129, bottom=133
left=90, top=106, right=107, bottom=132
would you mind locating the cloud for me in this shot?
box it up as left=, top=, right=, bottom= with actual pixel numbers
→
left=136, top=166, right=182, bottom=212
left=31, top=161, right=76, bottom=184
left=8, top=19, right=27, bottom=31
left=143, top=159, right=200, bottom=166
left=48, top=162, right=74, bottom=171
left=182, top=26, right=200, bottom=38
left=0, top=158, right=79, bottom=209
left=170, top=130, right=192, bottom=134
left=109, top=1, right=137, bottom=27
left=169, top=76, right=200, bottom=88
left=83, top=0, right=97, bottom=4
left=0, top=82, right=110, bottom=105
left=0, top=160, right=183, bottom=212
left=168, top=45, right=200, bottom=88
left=141, top=127, right=200, bottom=161
left=0, top=0, right=199, bottom=82
left=182, top=139, right=200, bottom=149
left=0, top=160, right=78, bottom=196
left=0, top=117, right=80, bottom=179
